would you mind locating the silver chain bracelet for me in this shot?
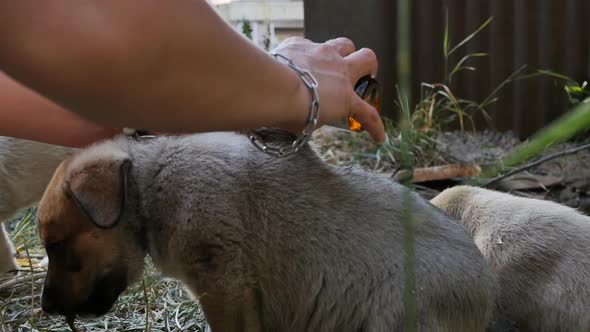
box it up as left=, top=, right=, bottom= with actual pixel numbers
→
left=246, top=52, right=320, bottom=158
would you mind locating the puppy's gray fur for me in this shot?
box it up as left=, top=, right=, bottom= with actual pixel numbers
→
left=432, top=185, right=590, bottom=332
left=0, top=137, right=74, bottom=273
left=39, top=132, right=497, bottom=331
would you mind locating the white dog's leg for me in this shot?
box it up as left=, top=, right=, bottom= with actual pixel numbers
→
left=0, top=223, right=17, bottom=273
left=40, top=255, right=49, bottom=268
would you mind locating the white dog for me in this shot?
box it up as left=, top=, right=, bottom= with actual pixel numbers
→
left=432, top=186, right=590, bottom=332
left=0, top=137, right=75, bottom=273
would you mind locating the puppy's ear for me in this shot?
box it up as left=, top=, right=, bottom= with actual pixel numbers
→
left=67, top=158, right=132, bottom=229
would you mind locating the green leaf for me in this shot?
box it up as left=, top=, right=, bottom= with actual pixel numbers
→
left=536, top=69, right=575, bottom=82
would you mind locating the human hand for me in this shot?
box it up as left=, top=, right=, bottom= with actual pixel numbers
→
left=271, top=37, right=385, bottom=142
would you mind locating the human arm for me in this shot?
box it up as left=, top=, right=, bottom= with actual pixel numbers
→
left=0, top=72, right=120, bottom=147
left=0, top=0, right=385, bottom=142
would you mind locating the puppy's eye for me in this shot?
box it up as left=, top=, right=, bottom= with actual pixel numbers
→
left=45, top=241, right=65, bottom=255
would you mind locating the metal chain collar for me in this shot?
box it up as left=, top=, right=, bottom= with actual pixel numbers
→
left=246, top=52, right=320, bottom=158
left=123, top=128, right=157, bottom=140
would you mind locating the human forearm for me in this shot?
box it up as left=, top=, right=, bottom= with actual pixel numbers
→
left=0, top=73, right=120, bottom=147
left=0, top=0, right=309, bottom=133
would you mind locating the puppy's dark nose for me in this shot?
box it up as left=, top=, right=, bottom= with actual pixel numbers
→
left=41, top=279, right=62, bottom=314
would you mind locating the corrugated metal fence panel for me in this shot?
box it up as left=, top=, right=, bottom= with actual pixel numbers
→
left=305, top=0, right=590, bottom=138
left=304, top=0, right=398, bottom=121
left=411, top=0, right=590, bottom=138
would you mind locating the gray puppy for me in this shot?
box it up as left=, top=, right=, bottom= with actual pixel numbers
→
left=432, top=185, right=590, bottom=332
left=38, top=131, right=497, bottom=331
left=0, top=137, right=75, bottom=273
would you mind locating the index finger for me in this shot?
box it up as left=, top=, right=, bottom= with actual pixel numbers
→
left=350, top=94, right=386, bottom=142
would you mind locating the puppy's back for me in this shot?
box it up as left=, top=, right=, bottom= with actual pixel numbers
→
left=139, top=133, right=497, bottom=331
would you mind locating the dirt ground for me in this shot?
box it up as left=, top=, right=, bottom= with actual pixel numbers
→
left=313, top=127, right=590, bottom=214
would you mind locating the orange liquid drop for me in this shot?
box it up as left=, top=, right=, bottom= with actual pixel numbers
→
left=348, top=76, right=382, bottom=132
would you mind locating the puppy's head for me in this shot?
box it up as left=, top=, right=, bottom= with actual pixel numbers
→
left=430, top=185, right=482, bottom=230
left=37, top=142, right=145, bottom=318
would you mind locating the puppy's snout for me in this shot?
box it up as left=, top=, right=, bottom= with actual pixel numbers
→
left=41, top=289, right=58, bottom=314
left=41, top=279, right=61, bottom=314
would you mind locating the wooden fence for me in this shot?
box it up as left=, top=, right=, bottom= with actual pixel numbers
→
left=304, top=0, right=590, bottom=138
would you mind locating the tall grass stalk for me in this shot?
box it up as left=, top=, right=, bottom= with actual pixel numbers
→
left=397, top=0, right=417, bottom=328
left=482, top=101, right=590, bottom=178
left=397, top=0, right=412, bottom=105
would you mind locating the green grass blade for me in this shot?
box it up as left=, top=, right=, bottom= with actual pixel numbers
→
left=535, top=69, right=575, bottom=82
left=443, top=9, right=450, bottom=58
left=449, top=53, right=488, bottom=82
left=448, top=17, right=493, bottom=57
left=480, top=64, right=527, bottom=108
left=397, top=0, right=412, bottom=104
left=482, top=101, right=590, bottom=177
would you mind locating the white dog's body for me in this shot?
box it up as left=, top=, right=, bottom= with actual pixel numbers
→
left=0, top=137, right=75, bottom=272
left=432, top=186, right=590, bottom=332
